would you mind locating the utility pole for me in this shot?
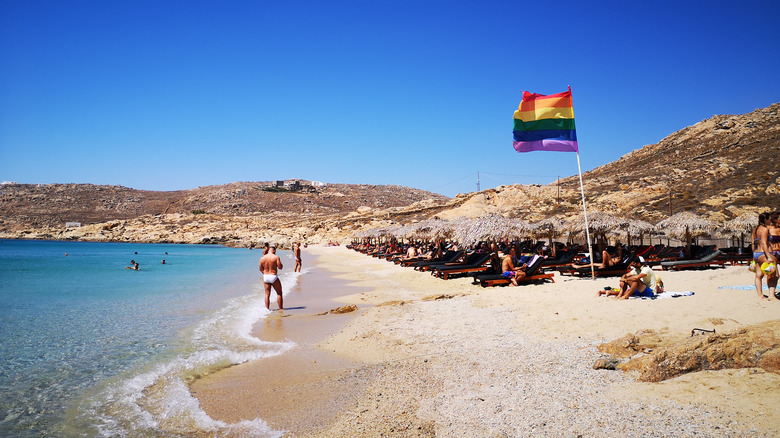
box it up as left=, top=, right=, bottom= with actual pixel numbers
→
left=557, top=176, right=560, bottom=204
left=476, top=171, right=480, bottom=192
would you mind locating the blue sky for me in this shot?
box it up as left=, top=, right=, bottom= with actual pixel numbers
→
left=2, top=0, right=779, bottom=197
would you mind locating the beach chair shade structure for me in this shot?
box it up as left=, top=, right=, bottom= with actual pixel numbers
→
left=656, top=212, right=717, bottom=258
left=719, top=214, right=758, bottom=249
left=610, top=219, right=656, bottom=246
left=533, top=216, right=568, bottom=257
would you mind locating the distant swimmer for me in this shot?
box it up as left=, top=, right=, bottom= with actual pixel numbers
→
left=161, top=259, right=166, bottom=264
left=125, top=262, right=140, bottom=270
left=263, top=242, right=270, bottom=255
left=259, top=245, right=284, bottom=310
left=294, top=242, right=302, bottom=272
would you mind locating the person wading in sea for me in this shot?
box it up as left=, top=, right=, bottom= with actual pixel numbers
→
left=259, top=245, right=284, bottom=310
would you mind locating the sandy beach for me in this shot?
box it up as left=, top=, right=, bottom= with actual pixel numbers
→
left=192, top=245, right=780, bottom=437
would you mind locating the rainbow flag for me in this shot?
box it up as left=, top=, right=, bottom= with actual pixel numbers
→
left=513, top=86, right=578, bottom=153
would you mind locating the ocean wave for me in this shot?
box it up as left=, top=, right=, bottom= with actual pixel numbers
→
left=85, top=282, right=294, bottom=437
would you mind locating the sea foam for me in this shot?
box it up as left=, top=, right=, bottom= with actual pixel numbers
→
left=87, top=271, right=298, bottom=437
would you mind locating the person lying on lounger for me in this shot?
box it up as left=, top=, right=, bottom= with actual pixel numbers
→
left=572, top=246, right=623, bottom=270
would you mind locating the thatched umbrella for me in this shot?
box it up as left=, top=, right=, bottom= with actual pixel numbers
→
left=656, top=211, right=717, bottom=257
left=442, top=214, right=531, bottom=247
left=721, top=214, right=757, bottom=249
left=534, top=217, right=567, bottom=256
left=624, top=219, right=655, bottom=246
left=450, top=215, right=503, bottom=245
left=567, top=211, right=628, bottom=251
left=510, top=218, right=536, bottom=241
left=429, top=218, right=456, bottom=242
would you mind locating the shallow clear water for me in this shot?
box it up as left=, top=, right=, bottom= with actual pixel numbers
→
left=0, top=239, right=298, bottom=437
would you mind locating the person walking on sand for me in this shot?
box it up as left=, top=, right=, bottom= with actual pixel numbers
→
left=293, top=242, right=302, bottom=273
left=259, top=246, right=284, bottom=310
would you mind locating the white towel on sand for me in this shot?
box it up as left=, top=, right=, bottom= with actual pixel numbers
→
left=630, top=291, right=695, bottom=300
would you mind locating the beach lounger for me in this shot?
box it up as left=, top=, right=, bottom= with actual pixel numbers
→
left=410, top=250, right=463, bottom=271
left=540, top=249, right=577, bottom=269
left=473, top=255, right=555, bottom=287
left=422, top=251, right=481, bottom=273
left=564, top=252, right=638, bottom=277
left=432, top=253, right=491, bottom=280
left=660, top=249, right=725, bottom=271
left=715, top=248, right=752, bottom=265
left=396, top=247, right=441, bottom=265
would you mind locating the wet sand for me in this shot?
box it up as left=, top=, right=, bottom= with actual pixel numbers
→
left=190, top=251, right=371, bottom=435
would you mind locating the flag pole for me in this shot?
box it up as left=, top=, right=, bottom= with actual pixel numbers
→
left=575, top=150, right=595, bottom=279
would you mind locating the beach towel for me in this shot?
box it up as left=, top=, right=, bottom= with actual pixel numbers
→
left=630, top=291, right=695, bottom=300
left=717, top=285, right=756, bottom=290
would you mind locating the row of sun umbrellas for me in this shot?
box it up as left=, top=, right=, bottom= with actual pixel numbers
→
left=353, top=212, right=760, bottom=248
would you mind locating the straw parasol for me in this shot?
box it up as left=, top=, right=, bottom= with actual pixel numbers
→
left=439, top=214, right=532, bottom=247
left=721, top=213, right=758, bottom=249
left=534, top=216, right=567, bottom=256
left=567, top=211, right=628, bottom=250
left=623, top=219, right=656, bottom=246
left=656, top=211, right=717, bottom=257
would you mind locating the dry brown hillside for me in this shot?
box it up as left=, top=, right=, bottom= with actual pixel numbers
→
left=0, top=182, right=447, bottom=229
left=0, top=103, right=777, bottom=245
left=434, top=103, right=780, bottom=224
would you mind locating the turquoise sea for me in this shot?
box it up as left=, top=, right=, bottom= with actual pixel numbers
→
left=0, top=239, right=300, bottom=437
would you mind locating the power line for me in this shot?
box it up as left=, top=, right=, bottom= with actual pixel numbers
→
left=479, top=171, right=559, bottom=179
left=427, top=172, right=478, bottom=190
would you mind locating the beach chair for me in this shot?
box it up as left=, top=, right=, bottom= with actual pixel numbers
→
left=540, top=249, right=577, bottom=269
left=410, top=250, right=463, bottom=271
left=715, top=247, right=752, bottom=265
left=660, top=249, right=725, bottom=271
left=432, top=253, right=492, bottom=280
left=566, top=252, right=638, bottom=277
left=396, top=247, right=441, bottom=265
left=473, top=255, right=555, bottom=287
left=422, top=251, right=481, bottom=273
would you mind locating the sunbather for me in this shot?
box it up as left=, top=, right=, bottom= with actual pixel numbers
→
left=501, top=247, right=527, bottom=287
left=617, top=257, right=656, bottom=299
left=391, top=244, right=417, bottom=261
left=597, top=262, right=636, bottom=297
left=572, top=246, right=623, bottom=270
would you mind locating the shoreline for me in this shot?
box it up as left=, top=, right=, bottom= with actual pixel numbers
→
left=193, top=246, right=780, bottom=436
left=190, top=249, right=371, bottom=435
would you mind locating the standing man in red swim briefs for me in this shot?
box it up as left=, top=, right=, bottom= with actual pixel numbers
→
left=259, top=245, right=284, bottom=310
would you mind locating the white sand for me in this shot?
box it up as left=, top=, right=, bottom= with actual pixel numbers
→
left=193, top=245, right=780, bottom=437
left=305, top=246, right=780, bottom=437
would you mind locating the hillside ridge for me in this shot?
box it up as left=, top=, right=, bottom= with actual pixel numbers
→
left=1, top=103, right=777, bottom=245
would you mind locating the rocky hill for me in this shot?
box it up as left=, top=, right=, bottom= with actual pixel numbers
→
left=434, top=103, right=780, bottom=224
left=1, top=103, right=777, bottom=246
left=0, top=181, right=446, bottom=227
